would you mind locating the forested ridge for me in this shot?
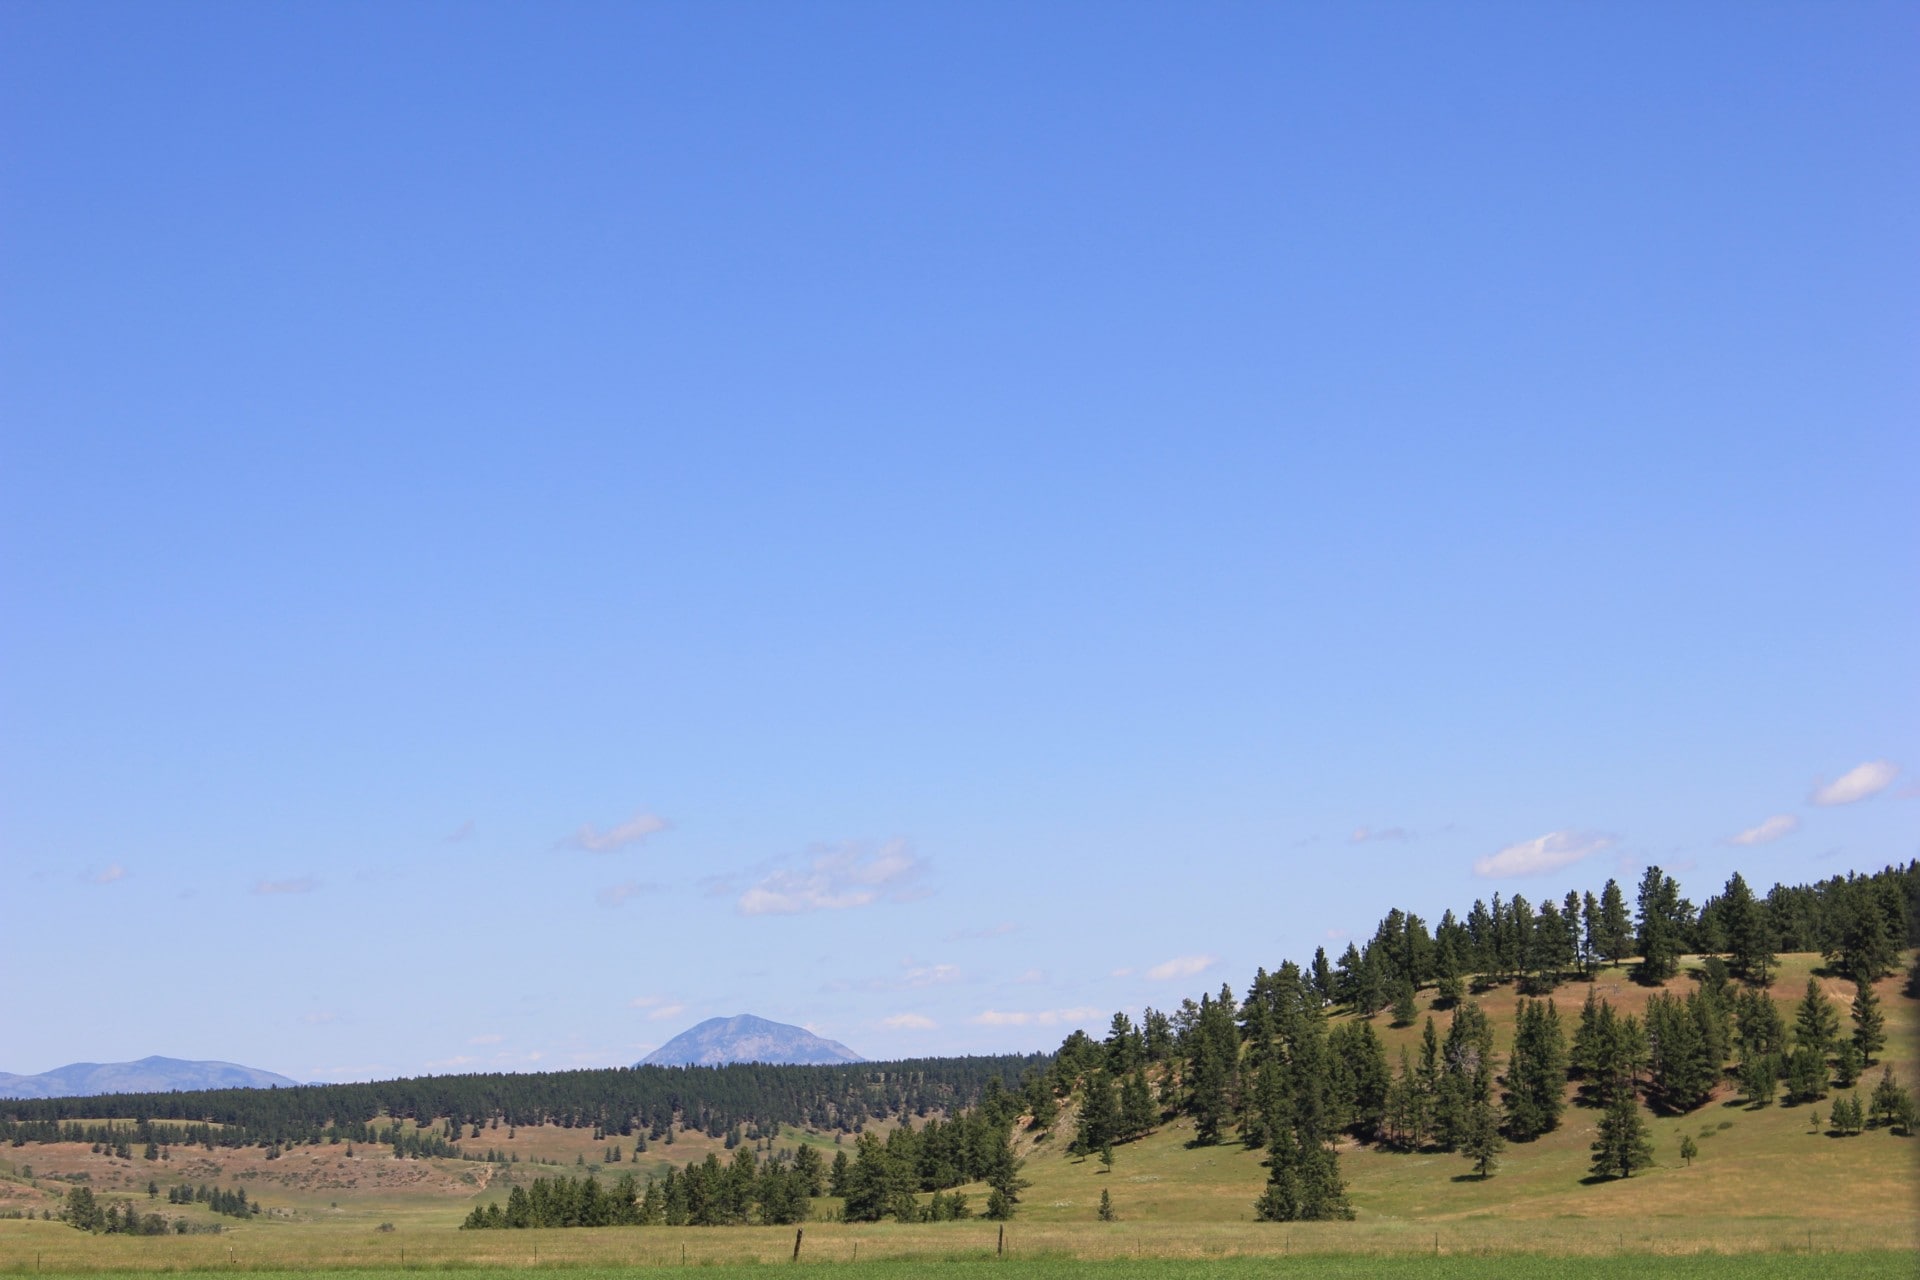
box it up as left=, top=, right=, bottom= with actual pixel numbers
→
left=0, top=1057, right=1042, bottom=1152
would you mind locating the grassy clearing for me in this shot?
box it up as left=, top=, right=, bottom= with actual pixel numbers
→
left=0, top=1258, right=1911, bottom=1280
left=1, top=1217, right=1912, bottom=1273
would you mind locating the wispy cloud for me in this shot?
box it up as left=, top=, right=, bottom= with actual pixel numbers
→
left=1350, top=826, right=1412, bottom=844
left=882, top=1013, right=937, bottom=1030
left=595, top=880, right=661, bottom=908
left=468, top=1033, right=504, bottom=1045
left=1473, top=831, right=1613, bottom=879
left=557, top=810, right=670, bottom=853
left=1727, top=814, right=1800, bottom=846
left=87, top=864, right=128, bottom=885
left=1012, top=968, right=1046, bottom=984
left=899, top=963, right=961, bottom=988
left=970, top=1006, right=1101, bottom=1028
left=254, top=877, right=319, bottom=895
left=1146, top=954, right=1217, bottom=981
left=628, top=996, right=686, bottom=1022
left=737, top=839, right=927, bottom=916
left=301, top=1011, right=338, bottom=1026
left=945, top=922, right=1018, bottom=942
left=1810, top=760, right=1899, bottom=807
left=423, top=1054, right=477, bottom=1071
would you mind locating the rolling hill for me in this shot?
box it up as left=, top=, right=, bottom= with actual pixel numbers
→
left=0, top=1056, right=299, bottom=1099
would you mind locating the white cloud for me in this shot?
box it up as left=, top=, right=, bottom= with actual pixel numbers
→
left=1350, top=826, right=1411, bottom=844
left=558, top=810, right=670, bottom=853
left=468, top=1033, right=504, bottom=1045
left=737, top=839, right=927, bottom=916
left=1146, top=954, right=1217, bottom=981
left=970, top=1006, right=1102, bottom=1028
left=1109, top=967, right=1135, bottom=979
left=882, top=1013, right=937, bottom=1030
left=595, top=880, right=660, bottom=908
left=628, top=995, right=685, bottom=1021
left=301, top=1011, right=338, bottom=1026
left=1728, top=814, right=1800, bottom=846
left=1810, top=760, right=1900, bottom=807
left=88, top=864, right=127, bottom=885
left=1473, top=831, right=1613, bottom=879
left=901, top=963, right=961, bottom=987
left=254, top=876, right=319, bottom=895
left=423, top=1055, right=477, bottom=1071
left=1012, top=968, right=1045, bottom=985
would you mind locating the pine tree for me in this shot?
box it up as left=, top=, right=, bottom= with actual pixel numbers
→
left=1720, top=872, right=1775, bottom=985
left=1391, top=980, right=1419, bottom=1028
left=1303, top=947, right=1329, bottom=1006
left=1868, top=1066, right=1910, bottom=1129
left=1850, top=980, right=1885, bottom=1066
left=1645, top=991, right=1714, bottom=1112
left=1589, top=1094, right=1654, bottom=1180
left=1833, top=1039, right=1862, bottom=1090
left=1581, top=891, right=1601, bottom=977
left=1634, top=866, right=1685, bottom=985
left=1119, top=1068, right=1157, bottom=1139
left=1073, top=1070, right=1119, bottom=1156
left=1504, top=998, right=1568, bottom=1140
left=1435, top=1000, right=1494, bottom=1151
left=1794, top=978, right=1840, bottom=1057
left=1785, top=1045, right=1828, bottom=1104
left=1097, top=1188, right=1115, bottom=1222
left=1187, top=1034, right=1230, bottom=1147
left=1597, top=879, right=1633, bottom=968
left=827, top=1149, right=850, bottom=1197
left=1739, top=1052, right=1779, bottom=1108
left=1461, top=1094, right=1505, bottom=1179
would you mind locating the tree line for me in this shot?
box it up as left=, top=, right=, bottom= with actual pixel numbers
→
left=463, top=1098, right=1031, bottom=1228
left=0, top=1056, right=1043, bottom=1155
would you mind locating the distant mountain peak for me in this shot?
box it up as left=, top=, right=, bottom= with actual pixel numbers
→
left=640, top=1015, right=864, bottom=1067
left=0, top=1057, right=299, bottom=1099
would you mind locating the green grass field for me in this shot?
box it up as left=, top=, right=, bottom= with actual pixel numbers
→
left=0, top=1259, right=1911, bottom=1280
left=2, top=953, right=1913, bottom=1272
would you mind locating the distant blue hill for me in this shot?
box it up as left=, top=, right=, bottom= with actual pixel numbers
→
left=0, top=1056, right=300, bottom=1099
left=640, top=1015, right=865, bottom=1067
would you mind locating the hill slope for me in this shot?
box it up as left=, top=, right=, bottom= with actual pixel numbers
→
left=0, top=1055, right=298, bottom=1099
left=640, top=1015, right=865, bottom=1066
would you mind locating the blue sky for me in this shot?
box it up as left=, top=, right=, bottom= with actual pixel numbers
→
left=2, top=2, right=1914, bottom=1081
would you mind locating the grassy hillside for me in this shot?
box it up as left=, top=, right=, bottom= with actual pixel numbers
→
left=0, top=952, right=1913, bottom=1268
left=991, top=953, right=1916, bottom=1235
